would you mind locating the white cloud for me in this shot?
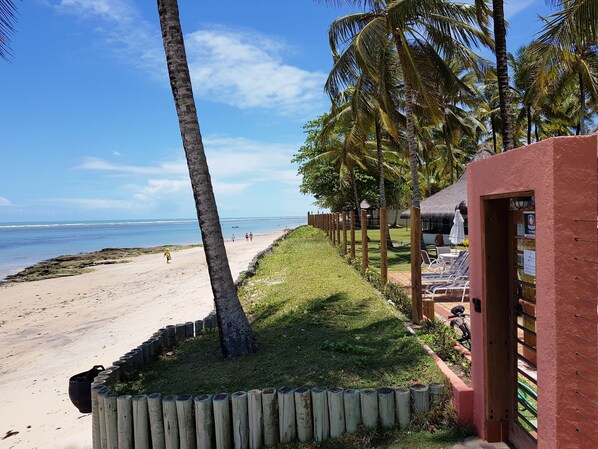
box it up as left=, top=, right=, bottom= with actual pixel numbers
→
left=52, top=2, right=326, bottom=115
left=213, top=182, right=251, bottom=196
left=78, top=157, right=187, bottom=175
left=53, top=198, right=133, bottom=209
left=504, top=0, right=536, bottom=19
left=133, top=179, right=190, bottom=201
left=186, top=29, right=327, bottom=114
left=0, top=196, right=12, bottom=206
left=53, top=0, right=165, bottom=73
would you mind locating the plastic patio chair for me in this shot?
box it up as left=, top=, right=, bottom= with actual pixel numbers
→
left=421, top=250, right=446, bottom=272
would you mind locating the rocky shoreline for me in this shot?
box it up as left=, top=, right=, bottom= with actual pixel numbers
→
left=3, top=244, right=199, bottom=283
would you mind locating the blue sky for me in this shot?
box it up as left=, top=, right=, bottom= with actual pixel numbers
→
left=0, top=0, right=553, bottom=222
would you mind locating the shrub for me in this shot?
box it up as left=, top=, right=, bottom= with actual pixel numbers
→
left=384, top=282, right=412, bottom=319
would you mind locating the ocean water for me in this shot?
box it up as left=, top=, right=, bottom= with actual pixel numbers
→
left=0, top=217, right=306, bottom=280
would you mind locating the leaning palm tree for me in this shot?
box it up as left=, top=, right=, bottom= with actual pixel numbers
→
left=325, top=0, right=492, bottom=321
left=0, top=0, right=17, bottom=61
left=157, top=0, right=256, bottom=358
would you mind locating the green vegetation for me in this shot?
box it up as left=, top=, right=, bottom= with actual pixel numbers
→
left=278, top=426, right=470, bottom=449
left=116, top=227, right=443, bottom=395
left=3, top=245, right=199, bottom=283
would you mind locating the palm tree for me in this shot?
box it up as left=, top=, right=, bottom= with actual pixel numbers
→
left=326, top=26, right=403, bottom=246
left=535, top=0, right=598, bottom=135
left=491, top=0, right=516, bottom=150
left=326, top=0, right=492, bottom=321
left=0, top=0, right=17, bottom=61
left=157, top=0, right=257, bottom=358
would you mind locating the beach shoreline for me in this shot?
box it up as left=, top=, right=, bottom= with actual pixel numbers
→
left=0, top=230, right=285, bottom=449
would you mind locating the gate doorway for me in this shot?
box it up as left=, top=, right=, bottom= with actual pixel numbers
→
left=508, top=199, right=538, bottom=448
left=482, top=196, right=538, bottom=448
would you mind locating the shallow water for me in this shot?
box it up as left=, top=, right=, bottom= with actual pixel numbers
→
left=0, top=216, right=306, bottom=280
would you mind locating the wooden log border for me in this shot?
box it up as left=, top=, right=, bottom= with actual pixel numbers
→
left=88, top=230, right=448, bottom=449
left=92, top=383, right=441, bottom=449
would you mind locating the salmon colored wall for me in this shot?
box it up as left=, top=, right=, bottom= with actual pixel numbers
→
left=467, top=136, right=598, bottom=448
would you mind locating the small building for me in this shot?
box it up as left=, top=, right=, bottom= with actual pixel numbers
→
left=400, top=144, right=494, bottom=243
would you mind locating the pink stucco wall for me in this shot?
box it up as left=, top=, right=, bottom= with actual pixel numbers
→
left=467, top=136, right=598, bottom=448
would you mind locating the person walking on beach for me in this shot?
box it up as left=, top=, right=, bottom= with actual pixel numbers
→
left=249, top=232, right=253, bottom=242
left=231, top=234, right=235, bottom=242
left=164, top=248, right=171, bottom=264
left=245, top=232, right=249, bottom=242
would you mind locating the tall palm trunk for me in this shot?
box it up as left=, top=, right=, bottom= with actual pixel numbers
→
left=394, top=35, right=423, bottom=321
left=157, top=0, right=257, bottom=358
left=351, top=168, right=361, bottom=227
left=492, top=0, right=515, bottom=151
left=491, top=115, right=498, bottom=152
left=578, top=70, right=587, bottom=135
left=527, top=106, right=532, bottom=144
left=375, top=119, right=393, bottom=248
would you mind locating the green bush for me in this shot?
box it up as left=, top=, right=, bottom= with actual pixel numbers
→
left=384, top=282, right=412, bottom=319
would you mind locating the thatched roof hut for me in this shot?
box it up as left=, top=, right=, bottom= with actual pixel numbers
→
left=400, top=144, right=494, bottom=230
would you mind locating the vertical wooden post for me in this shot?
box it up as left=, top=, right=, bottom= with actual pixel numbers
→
left=343, top=389, right=361, bottom=434
left=162, top=395, right=179, bottom=449
left=194, top=394, right=214, bottom=449
left=91, top=384, right=105, bottom=449
left=105, top=391, right=119, bottom=449
left=185, top=321, right=195, bottom=337
left=148, top=393, right=166, bottom=449
left=360, top=388, right=378, bottom=429
left=195, top=319, right=204, bottom=335
left=380, top=207, right=388, bottom=287
left=410, top=384, right=430, bottom=414
left=423, top=299, right=435, bottom=320
left=175, top=323, right=186, bottom=344
left=361, top=209, right=368, bottom=274
left=247, top=390, right=263, bottom=449
left=332, top=213, right=338, bottom=246
left=430, top=384, right=444, bottom=404
left=336, top=213, right=341, bottom=246
left=377, top=388, right=395, bottom=429
left=342, top=212, right=348, bottom=256
left=329, top=214, right=333, bottom=241
left=350, top=211, right=356, bottom=259
left=213, top=393, right=233, bottom=449
left=98, top=389, right=108, bottom=449
left=132, top=395, right=150, bottom=449
left=327, top=387, right=345, bottom=438
left=410, top=206, right=423, bottom=323
left=294, top=387, right=313, bottom=442
left=261, top=388, right=279, bottom=448
left=232, top=391, right=249, bottom=449
left=176, top=395, right=196, bottom=449
left=395, top=388, right=410, bottom=428
left=277, top=387, right=296, bottom=444
left=311, top=387, right=329, bottom=443
left=117, top=395, right=134, bottom=449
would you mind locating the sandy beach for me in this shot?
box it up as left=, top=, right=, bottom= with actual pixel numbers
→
left=0, top=231, right=284, bottom=449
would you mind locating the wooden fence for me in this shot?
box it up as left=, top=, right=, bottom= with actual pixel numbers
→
left=92, top=323, right=444, bottom=449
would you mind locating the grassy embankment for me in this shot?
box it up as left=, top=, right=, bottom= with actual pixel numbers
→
left=116, top=226, right=469, bottom=448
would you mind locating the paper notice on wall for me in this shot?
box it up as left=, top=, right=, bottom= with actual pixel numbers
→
left=523, top=250, right=536, bottom=276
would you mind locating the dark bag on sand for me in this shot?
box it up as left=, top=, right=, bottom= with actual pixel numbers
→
left=68, top=365, right=105, bottom=413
